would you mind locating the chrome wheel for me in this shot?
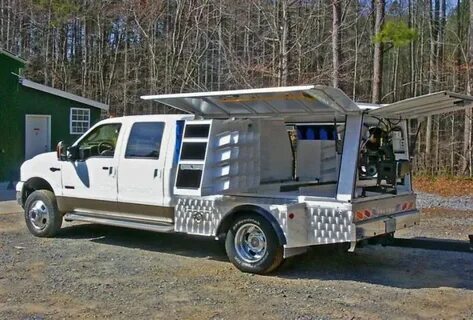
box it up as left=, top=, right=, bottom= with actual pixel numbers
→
left=234, top=223, right=267, bottom=263
left=28, top=200, right=50, bottom=230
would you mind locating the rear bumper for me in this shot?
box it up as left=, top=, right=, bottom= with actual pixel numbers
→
left=355, top=209, right=420, bottom=240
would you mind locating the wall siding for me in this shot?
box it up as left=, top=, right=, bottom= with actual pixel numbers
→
left=0, top=53, right=102, bottom=181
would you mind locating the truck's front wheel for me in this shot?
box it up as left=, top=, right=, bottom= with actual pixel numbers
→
left=24, top=190, right=62, bottom=237
left=225, top=214, right=284, bottom=274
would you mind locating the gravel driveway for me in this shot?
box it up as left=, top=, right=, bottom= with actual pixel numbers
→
left=417, top=192, right=473, bottom=211
left=0, top=200, right=472, bottom=320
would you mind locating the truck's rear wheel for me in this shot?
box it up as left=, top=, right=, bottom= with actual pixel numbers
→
left=225, top=214, right=284, bottom=274
left=24, top=190, right=62, bottom=237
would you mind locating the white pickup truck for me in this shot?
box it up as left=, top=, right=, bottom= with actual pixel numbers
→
left=16, top=85, right=473, bottom=274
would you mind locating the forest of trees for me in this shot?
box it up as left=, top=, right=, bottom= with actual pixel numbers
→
left=0, top=0, right=472, bottom=176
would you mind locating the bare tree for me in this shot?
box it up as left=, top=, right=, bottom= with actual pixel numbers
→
left=372, top=0, right=385, bottom=103
left=332, top=0, right=341, bottom=88
left=465, top=0, right=473, bottom=175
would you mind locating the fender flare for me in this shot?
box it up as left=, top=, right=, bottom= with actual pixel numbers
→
left=216, top=204, right=287, bottom=246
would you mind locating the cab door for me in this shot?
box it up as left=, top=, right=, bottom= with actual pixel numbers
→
left=60, top=123, right=122, bottom=212
left=117, top=121, right=173, bottom=222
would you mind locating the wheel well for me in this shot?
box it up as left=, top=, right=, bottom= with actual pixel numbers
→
left=22, top=178, right=54, bottom=205
left=216, top=205, right=287, bottom=245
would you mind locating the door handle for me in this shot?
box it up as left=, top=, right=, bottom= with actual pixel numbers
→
left=154, top=169, right=161, bottom=178
left=102, top=166, right=114, bottom=176
left=49, top=167, right=60, bottom=172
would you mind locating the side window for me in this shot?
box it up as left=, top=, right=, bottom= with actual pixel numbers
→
left=125, top=122, right=165, bottom=159
left=78, top=123, right=121, bottom=158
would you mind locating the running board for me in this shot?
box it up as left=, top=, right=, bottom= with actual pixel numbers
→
left=64, top=212, right=175, bottom=233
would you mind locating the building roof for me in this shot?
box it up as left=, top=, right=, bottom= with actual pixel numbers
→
left=0, top=49, right=27, bottom=64
left=20, top=79, right=109, bottom=111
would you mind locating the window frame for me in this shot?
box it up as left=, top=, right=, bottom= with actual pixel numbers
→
left=70, top=107, right=91, bottom=135
left=124, top=121, right=166, bottom=160
left=76, top=123, right=122, bottom=159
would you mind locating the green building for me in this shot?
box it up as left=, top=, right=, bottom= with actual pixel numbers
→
left=0, top=49, right=108, bottom=182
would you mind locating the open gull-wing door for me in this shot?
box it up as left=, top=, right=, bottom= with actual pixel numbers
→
left=141, top=85, right=360, bottom=122
left=368, top=91, right=473, bottom=119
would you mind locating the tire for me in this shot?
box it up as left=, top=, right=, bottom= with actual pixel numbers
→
left=24, top=190, right=62, bottom=237
left=225, top=214, right=284, bottom=274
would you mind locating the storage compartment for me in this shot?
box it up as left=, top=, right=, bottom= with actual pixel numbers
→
left=176, top=164, right=203, bottom=189
left=180, top=142, right=207, bottom=160
left=184, top=124, right=210, bottom=138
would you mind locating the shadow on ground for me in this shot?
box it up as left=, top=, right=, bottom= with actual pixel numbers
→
left=57, top=222, right=473, bottom=291
left=58, top=223, right=228, bottom=261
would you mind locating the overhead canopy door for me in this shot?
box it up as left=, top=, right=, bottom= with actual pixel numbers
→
left=368, top=91, right=473, bottom=119
left=141, top=85, right=361, bottom=122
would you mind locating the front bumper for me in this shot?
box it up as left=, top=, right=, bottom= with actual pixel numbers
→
left=355, top=209, right=420, bottom=240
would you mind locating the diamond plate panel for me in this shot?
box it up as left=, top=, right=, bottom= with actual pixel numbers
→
left=306, top=206, right=354, bottom=244
left=175, top=196, right=355, bottom=248
left=175, top=198, right=223, bottom=236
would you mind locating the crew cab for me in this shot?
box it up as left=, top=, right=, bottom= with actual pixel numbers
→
left=16, top=85, right=473, bottom=274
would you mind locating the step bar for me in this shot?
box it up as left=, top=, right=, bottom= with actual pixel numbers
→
left=64, top=212, right=175, bottom=233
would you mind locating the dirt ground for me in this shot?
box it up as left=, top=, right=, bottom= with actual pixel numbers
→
left=0, top=201, right=472, bottom=320
left=413, top=176, right=473, bottom=197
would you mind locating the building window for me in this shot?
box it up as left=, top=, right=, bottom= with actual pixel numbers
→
left=70, top=108, right=90, bottom=134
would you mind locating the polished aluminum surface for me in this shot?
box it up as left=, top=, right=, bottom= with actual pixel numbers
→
left=368, top=91, right=473, bottom=119
left=336, top=113, right=363, bottom=202
left=174, top=196, right=294, bottom=236
left=307, top=206, right=355, bottom=244
left=140, top=85, right=360, bottom=123
left=355, top=210, right=420, bottom=240
left=352, top=193, right=417, bottom=222
left=175, top=198, right=224, bottom=236
left=64, top=212, right=175, bottom=233
left=28, top=200, right=49, bottom=230
left=175, top=195, right=356, bottom=252
left=234, top=223, right=267, bottom=263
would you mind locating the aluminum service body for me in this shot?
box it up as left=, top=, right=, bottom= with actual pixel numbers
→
left=141, top=85, right=471, bottom=256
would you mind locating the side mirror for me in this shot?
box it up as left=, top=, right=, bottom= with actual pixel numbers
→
left=67, top=145, right=80, bottom=161
left=56, top=141, right=68, bottom=161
